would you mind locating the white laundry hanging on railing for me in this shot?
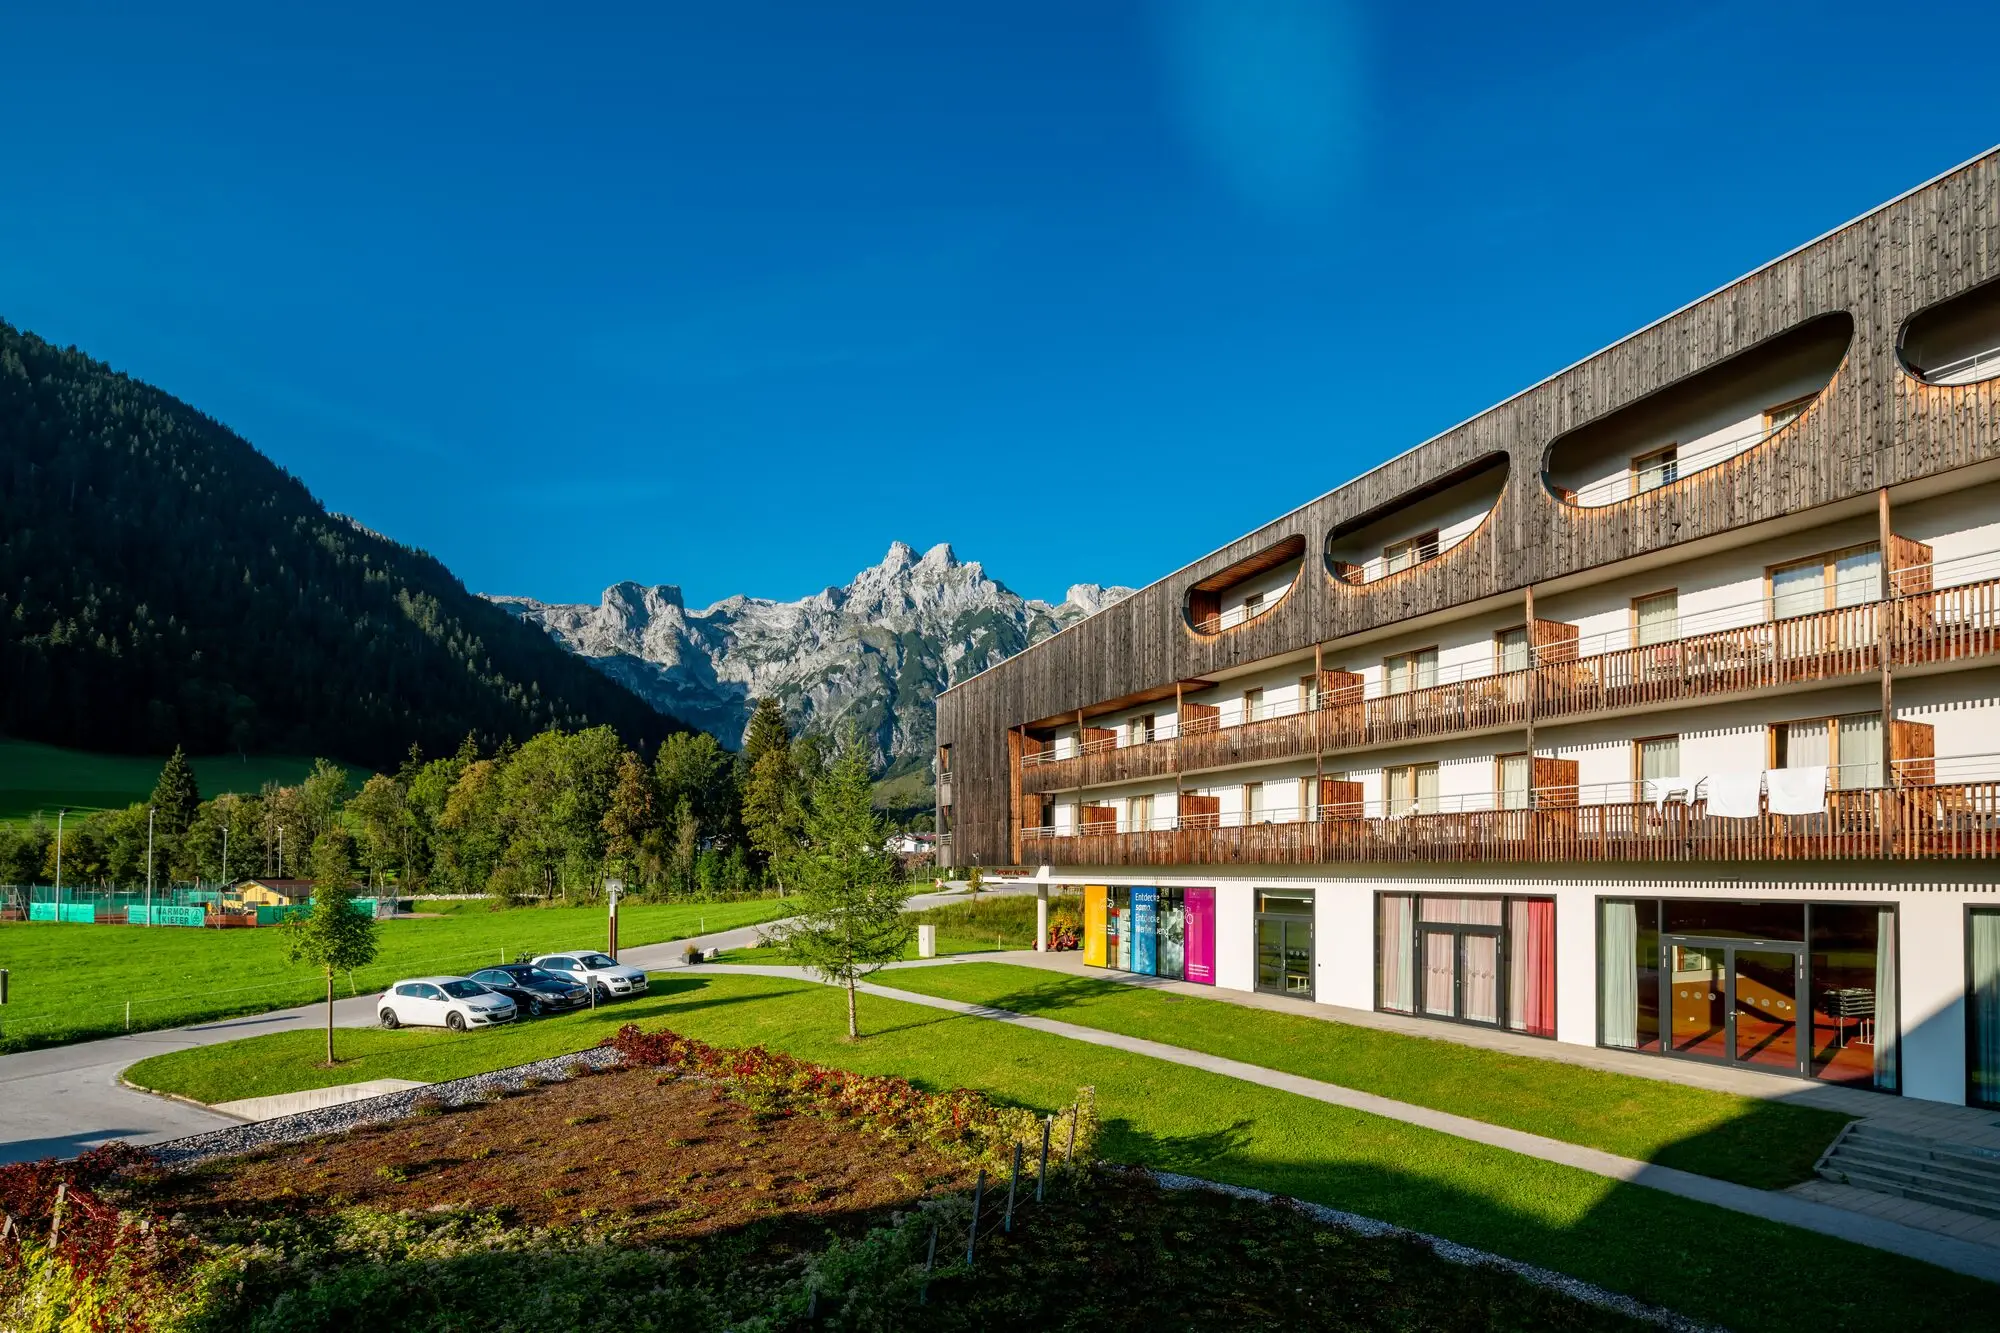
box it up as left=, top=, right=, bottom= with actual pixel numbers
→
left=1705, top=771, right=1763, bottom=819
left=1765, top=765, right=1828, bottom=815
left=1641, top=776, right=1695, bottom=810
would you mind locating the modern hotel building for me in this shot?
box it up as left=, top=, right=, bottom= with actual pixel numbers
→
left=934, top=150, right=2000, bottom=1109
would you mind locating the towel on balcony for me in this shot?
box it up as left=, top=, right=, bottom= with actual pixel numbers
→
left=1765, top=765, right=1829, bottom=815
left=1705, top=771, right=1763, bottom=819
left=1642, top=776, right=1693, bottom=810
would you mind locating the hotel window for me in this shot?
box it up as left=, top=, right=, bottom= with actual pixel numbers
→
left=1241, top=591, right=1265, bottom=622
left=1632, top=445, right=1678, bottom=493
left=1972, top=908, right=2000, bottom=1109
left=1384, top=647, right=1439, bottom=695
left=1494, top=625, right=1530, bottom=673
left=1635, top=736, right=1681, bottom=784
left=1383, top=530, right=1440, bottom=574
left=1765, top=393, right=1813, bottom=434
left=1770, top=544, right=1881, bottom=620
left=1128, top=793, right=1154, bottom=833
left=1498, top=753, right=1530, bottom=810
left=1298, top=673, right=1318, bottom=711
left=1633, top=591, right=1679, bottom=647
left=1773, top=712, right=1883, bottom=790
left=1244, top=781, right=1266, bottom=825
left=1298, top=776, right=1316, bottom=822
left=1242, top=686, right=1265, bottom=723
left=1128, top=714, right=1153, bottom=746
left=1386, top=762, right=1439, bottom=816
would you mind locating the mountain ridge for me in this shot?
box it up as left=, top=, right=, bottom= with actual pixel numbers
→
left=487, top=543, right=1133, bottom=779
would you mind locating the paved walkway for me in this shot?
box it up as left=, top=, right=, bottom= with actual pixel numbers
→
left=0, top=887, right=992, bottom=1165
left=686, top=959, right=2000, bottom=1284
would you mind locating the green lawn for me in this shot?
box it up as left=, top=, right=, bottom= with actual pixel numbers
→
left=123, top=973, right=1993, bottom=1333
left=710, top=890, right=1074, bottom=964
left=0, top=737, right=374, bottom=824
left=869, top=962, right=1848, bottom=1190
left=0, top=898, right=789, bottom=1052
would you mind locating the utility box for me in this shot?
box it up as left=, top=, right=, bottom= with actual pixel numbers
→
left=917, top=924, right=938, bottom=959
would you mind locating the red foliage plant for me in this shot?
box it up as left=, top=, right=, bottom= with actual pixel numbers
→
left=0, top=1142, right=204, bottom=1332
left=607, top=1025, right=1080, bottom=1173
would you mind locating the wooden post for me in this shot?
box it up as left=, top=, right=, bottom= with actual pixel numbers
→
left=1523, top=585, right=1537, bottom=766
left=1878, top=488, right=1895, bottom=856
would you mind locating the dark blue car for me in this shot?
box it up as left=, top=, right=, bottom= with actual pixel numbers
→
left=469, top=964, right=591, bottom=1017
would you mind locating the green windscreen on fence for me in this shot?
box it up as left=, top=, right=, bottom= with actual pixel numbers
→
left=126, top=906, right=206, bottom=927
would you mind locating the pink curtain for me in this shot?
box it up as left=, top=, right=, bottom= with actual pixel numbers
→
left=1507, top=898, right=1556, bottom=1038
left=1420, top=896, right=1503, bottom=926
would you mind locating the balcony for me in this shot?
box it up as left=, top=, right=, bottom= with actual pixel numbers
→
left=1184, top=535, right=1306, bottom=637
left=1020, top=756, right=2000, bottom=867
left=1901, top=279, right=2000, bottom=387
left=1016, top=549, right=2000, bottom=794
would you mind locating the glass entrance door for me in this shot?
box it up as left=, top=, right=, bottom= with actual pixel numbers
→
left=1256, top=917, right=1313, bottom=997
left=1665, top=936, right=1805, bottom=1075
left=1416, top=925, right=1502, bottom=1026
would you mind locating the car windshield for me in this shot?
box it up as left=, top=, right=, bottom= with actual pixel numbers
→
left=527, top=970, right=570, bottom=985
left=472, top=971, right=508, bottom=985
left=441, top=980, right=486, bottom=999
left=579, top=954, right=617, bottom=969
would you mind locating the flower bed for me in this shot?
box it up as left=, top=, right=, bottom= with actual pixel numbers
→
left=607, top=1024, right=1098, bottom=1175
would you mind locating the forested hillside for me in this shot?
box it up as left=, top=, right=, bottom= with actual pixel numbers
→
left=0, top=319, right=680, bottom=767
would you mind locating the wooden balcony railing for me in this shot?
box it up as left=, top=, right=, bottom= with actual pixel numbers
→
left=1017, top=570, right=2000, bottom=795
left=1019, top=779, right=2000, bottom=866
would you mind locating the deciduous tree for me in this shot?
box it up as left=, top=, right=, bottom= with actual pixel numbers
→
left=283, top=828, right=377, bottom=1065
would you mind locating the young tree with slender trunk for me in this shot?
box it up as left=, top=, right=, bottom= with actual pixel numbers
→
left=283, top=829, right=379, bottom=1065
left=767, top=736, right=912, bottom=1039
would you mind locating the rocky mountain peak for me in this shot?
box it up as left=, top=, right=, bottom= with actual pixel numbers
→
left=487, top=544, right=1134, bottom=782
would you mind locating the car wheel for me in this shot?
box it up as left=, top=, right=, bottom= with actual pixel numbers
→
left=528, top=999, right=544, bottom=1017
left=380, top=1009, right=400, bottom=1030
left=447, top=1011, right=466, bottom=1032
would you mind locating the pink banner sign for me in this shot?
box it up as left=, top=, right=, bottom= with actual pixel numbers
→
left=1184, top=887, right=1216, bottom=985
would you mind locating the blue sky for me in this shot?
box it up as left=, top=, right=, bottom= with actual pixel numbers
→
left=3, top=2, right=1995, bottom=608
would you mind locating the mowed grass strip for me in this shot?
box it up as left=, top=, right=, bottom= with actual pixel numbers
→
left=710, top=891, right=1074, bottom=964
left=0, top=898, right=789, bottom=1051
left=872, top=963, right=1851, bottom=1189
left=124, top=973, right=1991, bottom=1333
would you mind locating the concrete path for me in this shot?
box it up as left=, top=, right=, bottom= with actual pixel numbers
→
left=0, top=888, right=987, bottom=1165
left=687, top=960, right=2000, bottom=1285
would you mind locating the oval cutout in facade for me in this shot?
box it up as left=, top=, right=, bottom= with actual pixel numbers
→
left=1901, top=277, right=2000, bottom=387
left=1323, top=453, right=1508, bottom=586
left=1544, top=312, right=1853, bottom=509
left=1184, top=535, right=1306, bottom=636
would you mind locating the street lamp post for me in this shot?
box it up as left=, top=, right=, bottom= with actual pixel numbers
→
left=221, top=823, right=229, bottom=891
left=606, top=879, right=623, bottom=962
left=54, top=809, right=66, bottom=909
left=146, top=805, right=157, bottom=926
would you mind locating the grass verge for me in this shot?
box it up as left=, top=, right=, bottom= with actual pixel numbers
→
left=709, top=891, right=1075, bottom=964
left=868, top=962, right=1849, bottom=1189
left=124, top=972, right=1993, bottom=1333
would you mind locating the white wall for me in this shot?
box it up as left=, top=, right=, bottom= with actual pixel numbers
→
left=1325, top=467, right=1504, bottom=571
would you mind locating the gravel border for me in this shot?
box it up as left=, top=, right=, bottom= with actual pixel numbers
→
left=1143, top=1168, right=1724, bottom=1333
left=145, top=1045, right=625, bottom=1169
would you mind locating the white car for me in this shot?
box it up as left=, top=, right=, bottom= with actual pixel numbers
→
left=531, top=951, right=650, bottom=1001
left=378, top=976, right=517, bottom=1031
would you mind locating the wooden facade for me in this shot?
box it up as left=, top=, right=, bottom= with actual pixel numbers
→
left=939, top=152, right=2000, bottom=868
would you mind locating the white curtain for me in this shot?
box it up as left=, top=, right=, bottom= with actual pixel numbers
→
left=1834, top=548, right=1882, bottom=607
left=1419, top=896, right=1503, bottom=926
left=1838, top=713, right=1884, bottom=790
left=1416, top=763, right=1440, bottom=814
left=1873, top=909, right=1899, bottom=1091
left=1379, top=895, right=1415, bottom=1013
left=1636, top=593, right=1680, bottom=646
left=1497, top=628, right=1530, bottom=673
left=1500, top=754, right=1530, bottom=810
left=1772, top=561, right=1825, bottom=619
left=1601, top=901, right=1640, bottom=1048
left=1973, top=912, right=2000, bottom=1107
left=1784, top=720, right=1831, bottom=768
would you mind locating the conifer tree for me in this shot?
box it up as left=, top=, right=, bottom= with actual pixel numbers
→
left=150, top=746, right=201, bottom=837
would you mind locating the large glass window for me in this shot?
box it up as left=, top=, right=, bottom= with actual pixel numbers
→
left=1257, top=889, right=1315, bottom=999
left=1634, top=591, right=1679, bottom=646
left=1091, top=886, right=1186, bottom=982
left=1377, top=892, right=1554, bottom=1037
left=1598, top=899, right=1662, bottom=1050
left=1972, top=909, right=2000, bottom=1109
left=1495, top=626, right=1530, bottom=673
left=1603, top=898, right=1897, bottom=1091
left=1384, top=648, right=1439, bottom=695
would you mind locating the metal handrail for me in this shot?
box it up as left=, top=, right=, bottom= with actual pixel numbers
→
left=1914, top=340, right=2000, bottom=386
left=1332, top=525, right=1480, bottom=586
left=1565, top=417, right=1793, bottom=509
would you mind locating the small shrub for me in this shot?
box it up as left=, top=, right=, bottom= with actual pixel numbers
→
left=410, top=1095, right=446, bottom=1118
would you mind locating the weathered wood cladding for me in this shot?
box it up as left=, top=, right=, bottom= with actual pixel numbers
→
left=940, top=152, right=2000, bottom=868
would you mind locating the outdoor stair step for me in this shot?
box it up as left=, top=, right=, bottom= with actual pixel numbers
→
left=1832, top=1143, right=2000, bottom=1194
left=1842, top=1126, right=2000, bottom=1180
left=1816, top=1165, right=2000, bottom=1222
